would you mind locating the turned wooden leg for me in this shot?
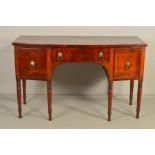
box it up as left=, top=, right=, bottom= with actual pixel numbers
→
left=22, top=79, right=26, bottom=104
left=16, top=79, right=22, bottom=118
left=129, top=80, right=134, bottom=105
left=47, top=80, right=52, bottom=121
left=136, top=80, right=143, bottom=119
left=108, top=82, right=113, bottom=121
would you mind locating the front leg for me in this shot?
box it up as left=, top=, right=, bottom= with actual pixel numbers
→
left=129, top=80, right=134, bottom=105
left=22, top=79, right=26, bottom=104
left=47, top=80, right=52, bottom=121
left=16, top=78, right=22, bottom=118
left=108, top=82, right=113, bottom=121
left=136, top=80, right=143, bottom=119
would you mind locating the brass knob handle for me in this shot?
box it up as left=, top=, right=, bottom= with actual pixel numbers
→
left=125, top=61, right=131, bottom=70
left=57, top=52, right=63, bottom=60
left=99, top=50, right=104, bottom=59
left=29, top=60, right=36, bottom=69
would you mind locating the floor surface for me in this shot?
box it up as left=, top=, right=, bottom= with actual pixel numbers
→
left=0, top=94, right=154, bottom=129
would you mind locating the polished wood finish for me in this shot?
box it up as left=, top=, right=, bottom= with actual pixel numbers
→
left=51, top=48, right=110, bottom=62
left=13, top=36, right=147, bottom=121
left=13, top=36, right=147, bottom=47
left=16, top=46, right=46, bottom=80
left=114, top=48, right=141, bottom=80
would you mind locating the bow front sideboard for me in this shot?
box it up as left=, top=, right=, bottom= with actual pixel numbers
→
left=12, top=36, right=147, bottom=121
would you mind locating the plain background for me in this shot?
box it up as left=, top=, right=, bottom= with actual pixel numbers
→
left=0, top=26, right=155, bottom=96
left=0, top=0, right=155, bottom=154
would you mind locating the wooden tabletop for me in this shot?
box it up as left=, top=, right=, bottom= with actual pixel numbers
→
left=12, top=36, right=147, bottom=47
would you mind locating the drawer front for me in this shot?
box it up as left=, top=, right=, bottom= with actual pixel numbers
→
left=114, top=48, right=141, bottom=80
left=17, top=47, right=46, bottom=79
left=51, top=48, right=110, bottom=63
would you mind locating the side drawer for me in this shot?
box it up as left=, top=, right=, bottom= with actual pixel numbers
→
left=16, top=47, right=46, bottom=80
left=114, top=48, right=141, bottom=80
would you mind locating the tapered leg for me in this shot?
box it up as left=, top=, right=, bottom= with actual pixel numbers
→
left=16, top=79, right=22, bottom=118
left=108, top=82, right=113, bottom=121
left=22, top=79, right=26, bottom=104
left=129, top=80, right=134, bottom=105
left=136, top=80, right=143, bottom=119
left=47, top=80, right=52, bottom=121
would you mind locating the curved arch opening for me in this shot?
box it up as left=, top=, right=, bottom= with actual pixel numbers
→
left=52, top=62, right=109, bottom=95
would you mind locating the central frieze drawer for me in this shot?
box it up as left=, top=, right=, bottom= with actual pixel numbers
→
left=51, top=48, right=110, bottom=62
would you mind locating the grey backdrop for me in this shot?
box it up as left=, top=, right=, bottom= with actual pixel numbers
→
left=0, top=26, right=154, bottom=95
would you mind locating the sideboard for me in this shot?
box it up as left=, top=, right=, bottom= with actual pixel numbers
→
left=12, top=36, right=147, bottom=121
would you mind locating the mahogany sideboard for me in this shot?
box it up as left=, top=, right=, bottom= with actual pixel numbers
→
left=12, top=36, right=147, bottom=121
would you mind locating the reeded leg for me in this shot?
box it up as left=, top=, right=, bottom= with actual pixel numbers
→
left=108, top=82, right=113, bottom=121
left=136, top=80, right=143, bottom=119
left=129, top=80, right=134, bottom=105
left=22, top=79, right=26, bottom=104
left=16, top=79, right=22, bottom=118
left=47, top=80, right=52, bottom=121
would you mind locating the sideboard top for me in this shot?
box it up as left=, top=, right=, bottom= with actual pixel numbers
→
left=12, top=36, right=147, bottom=47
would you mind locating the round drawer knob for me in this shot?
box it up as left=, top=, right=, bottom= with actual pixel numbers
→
left=125, top=61, right=131, bottom=70
left=29, top=60, right=36, bottom=69
left=57, top=52, right=63, bottom=61
left=99, top=50, right=104, bottom=59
